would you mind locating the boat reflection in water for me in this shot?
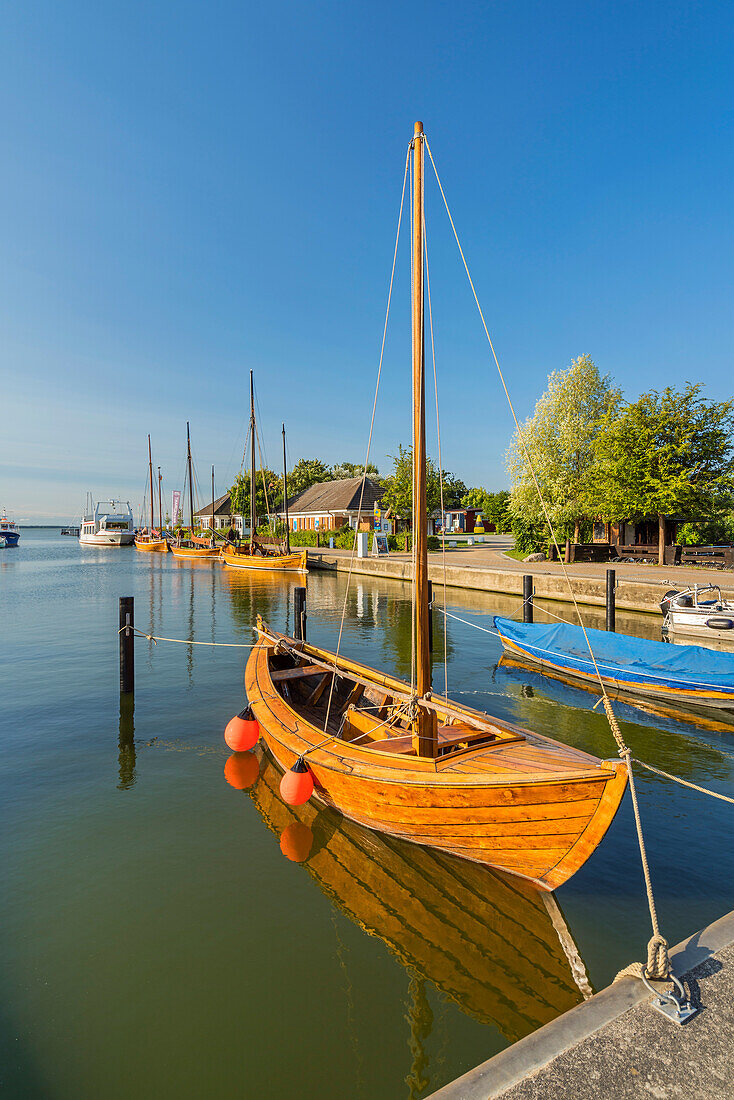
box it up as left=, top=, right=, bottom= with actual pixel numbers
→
left=231, top=749, right=591, bottom=1045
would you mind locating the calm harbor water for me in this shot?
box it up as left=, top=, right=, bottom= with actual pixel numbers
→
left=3, top=530, right=734, bottom=1098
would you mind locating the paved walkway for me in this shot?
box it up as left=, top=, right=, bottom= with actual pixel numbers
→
left=310, top=539, right=734, bottom=595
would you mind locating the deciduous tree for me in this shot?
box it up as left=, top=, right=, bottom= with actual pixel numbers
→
left=590, top=384, right=734, bottom=564
left=506, top=355, right=620, bottom=549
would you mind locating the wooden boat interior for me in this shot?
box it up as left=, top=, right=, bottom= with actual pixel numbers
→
left=261, top=623, right=609, bottom=778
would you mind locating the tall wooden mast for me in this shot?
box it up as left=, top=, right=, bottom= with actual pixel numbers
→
left=249, top=370, right=256, bottom=553
left=147, top=434, right=154, bottom=532
left=157, top=466, right=163, bottom=530
left=411, top=121, right=438, bottom=757
left=211, top=465, right=215, bottom=534
left=186, top=421, right=194, bottom=531
left=282, top=423, right=291, bottom=554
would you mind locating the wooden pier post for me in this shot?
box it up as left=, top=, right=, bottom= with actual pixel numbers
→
left=427, top=580, right=434, bottom=656
left=119, top=596, right=134, bottom=693
left=294, top=587, right=307, bottom=641
left=606, top=568, right=616, bottom=632
left=523, top=575, right=533, bottom=623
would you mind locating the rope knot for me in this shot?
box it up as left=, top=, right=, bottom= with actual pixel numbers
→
left=645, top=933, right=671, bottom=982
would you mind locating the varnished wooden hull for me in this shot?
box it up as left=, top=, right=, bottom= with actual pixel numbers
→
left=169, top=544, right=221, bottom=559
left=247, top=751, right=589, bottom=1040
left=221, top=547, right=308, bottom=572
left=134, top=538, right=168, bottom=552
left=245, top=623, right=628, bottom=890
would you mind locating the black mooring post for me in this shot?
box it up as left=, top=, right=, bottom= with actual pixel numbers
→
left=606, top=568, right=616, bottom=632
left=427, top=579, right=434, bottom=656
left=119, top=596, right=135, bottom=693
left=523, top=575, right=533, bottom=623
left=294, top=586, right=307, bottom=641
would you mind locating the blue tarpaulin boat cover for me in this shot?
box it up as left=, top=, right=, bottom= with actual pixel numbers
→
left=494, top=616, right=734, bottom=694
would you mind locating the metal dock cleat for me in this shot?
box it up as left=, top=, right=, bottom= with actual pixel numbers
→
left=642, top=971, right=698, bottom=1024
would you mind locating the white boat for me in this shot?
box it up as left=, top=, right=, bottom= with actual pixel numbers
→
left=79, top=500, right=134, bottom=546
left=661, top=585, right=734, bottom=636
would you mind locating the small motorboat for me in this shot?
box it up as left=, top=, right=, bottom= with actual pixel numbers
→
left=661, top=585, right=734, bottom=637
left=495, top=616, right=734, bottom=710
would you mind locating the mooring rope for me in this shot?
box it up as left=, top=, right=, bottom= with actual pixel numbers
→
left=117, top=626, right=255, bottom=648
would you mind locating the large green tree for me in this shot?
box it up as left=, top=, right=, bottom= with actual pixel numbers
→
left=590, top=383, right=734, bottom=564
left=381, top=444, right=460, bottom=524
left=287, top=458, right=332, bottom=498
left=506, top=354, right=620, bottom=547
left=229, top=468, right=280, bottom=523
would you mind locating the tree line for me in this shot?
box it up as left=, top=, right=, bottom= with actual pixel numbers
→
left=228, top=451, right=511, bottom=529
left=507, top=354, right=734, bottom=562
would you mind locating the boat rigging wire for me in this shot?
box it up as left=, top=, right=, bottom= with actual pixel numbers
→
left=318, top=143, right=411, bottom=743
left=424, top=134, right=672, bottom=983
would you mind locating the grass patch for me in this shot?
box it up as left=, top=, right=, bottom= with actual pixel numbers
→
left=502, top=548, right=531, bottom=561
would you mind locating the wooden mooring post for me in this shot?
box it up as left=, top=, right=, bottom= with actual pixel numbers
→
left=606, top=568, right=616, bottom=632
left=294, top=587, right=307, bottom=641
left=119, top=596, right=134, bottom=693
left=523, top=575, right=533, bottom=623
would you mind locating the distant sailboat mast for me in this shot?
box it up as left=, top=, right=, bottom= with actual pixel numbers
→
left=147, top=434, right=155, bottom=532
left=249, top=371, right=256, bottom=553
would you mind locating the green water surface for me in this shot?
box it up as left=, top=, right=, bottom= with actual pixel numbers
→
left=2, top=531, right=733, bottom=1098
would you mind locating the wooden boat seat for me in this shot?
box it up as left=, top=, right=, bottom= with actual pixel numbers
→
left=271, top=666, right=327, bottom=684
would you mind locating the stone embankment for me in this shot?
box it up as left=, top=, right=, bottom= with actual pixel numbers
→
left=307, top=541, right=734, bottom=616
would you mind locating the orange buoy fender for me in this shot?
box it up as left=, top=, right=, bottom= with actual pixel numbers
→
left=280, top=757, right=314, bottom=806
left=279, top=822, right=314, bottom=862
left=224, top=706, right=259, bottom=752
left=224, top=752, right=260, bottom=790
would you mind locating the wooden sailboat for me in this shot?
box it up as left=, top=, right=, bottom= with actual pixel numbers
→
left=170, top=423, right=220, bottom=559
left=243, top=122, right=627, bottom=891
left=221, top=372, right=307, bottom=573
left=134, top=435, right=168, bottom=552
left=246, top=752, right=589, bottom=1041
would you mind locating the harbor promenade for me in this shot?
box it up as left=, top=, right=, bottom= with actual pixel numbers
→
left=307, top=537, right=734, bottom=615
left=427, top=909, right=734, bottom=1100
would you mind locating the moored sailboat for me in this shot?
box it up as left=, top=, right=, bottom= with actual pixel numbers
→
left=134, top=435, right=168, bottom=552
left=221, top=372, right=307, bottom=573
left=241, top=123, right=627, bottom=891
left=170, top=423, right=220, bottom=560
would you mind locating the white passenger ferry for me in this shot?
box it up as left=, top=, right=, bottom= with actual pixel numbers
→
left=79, top=500, right=135, bottom=546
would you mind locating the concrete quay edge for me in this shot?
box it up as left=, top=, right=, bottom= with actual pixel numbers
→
left=425, top=908, right=734, bottom=1100
left=307, top=553, right=684, bottom=614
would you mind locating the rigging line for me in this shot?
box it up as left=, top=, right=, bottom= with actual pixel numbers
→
left=254, top=422, right=272, bottom=524
left=425, top=135, right=669, bottom=979
left=409, top=139, right=416, bottom=699
left=423, top=137, right=613, bottom=710
left=320, top=145, right=412, bottom=740
left=423, top=209, right=449, bottom=702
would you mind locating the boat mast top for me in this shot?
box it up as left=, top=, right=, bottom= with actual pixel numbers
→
left=250, top=370, right=256, bottom=552
left=147, top=434, right=154, bottom=532
left=411, top=121, right=437, bottom=757
left=186, top=421, right=194, bottom=531
left=282, top=423, right=290, bottom=555
left=157, top=466, right=163, bottom=531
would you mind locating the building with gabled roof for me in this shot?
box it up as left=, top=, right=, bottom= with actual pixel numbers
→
left=279, top=477, right=385, bottom=532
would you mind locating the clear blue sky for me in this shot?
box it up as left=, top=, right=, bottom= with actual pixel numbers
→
left=3, top=1, right=733, bottom=522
